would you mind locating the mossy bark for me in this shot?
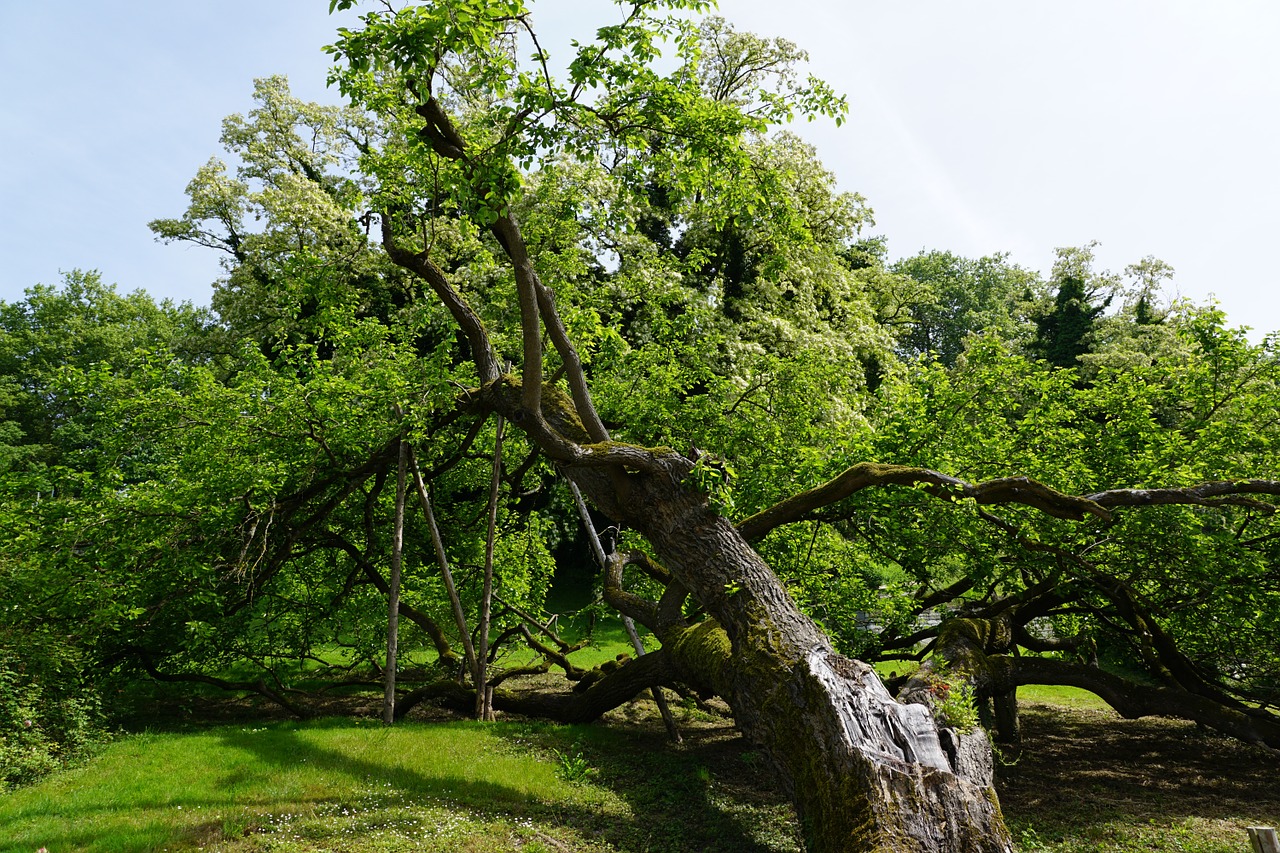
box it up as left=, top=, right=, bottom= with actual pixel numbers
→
left=477, top=377, right=1013, bottom=852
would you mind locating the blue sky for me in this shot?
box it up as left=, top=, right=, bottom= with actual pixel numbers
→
left=4, top=1, right=1279, bottom=335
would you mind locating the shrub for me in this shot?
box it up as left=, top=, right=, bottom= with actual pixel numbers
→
left=0, top=646, right=106, bottom=789
left=928, top=673, right=980, bottom=734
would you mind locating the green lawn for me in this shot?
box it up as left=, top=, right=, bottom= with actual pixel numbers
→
left=0, top=712, right=798, bottom=853
left=0, top=719, right=617, bottom=852
left=1015, top=683, right=1109, bottom=710
left=4, top=665, right=1273, bottom=853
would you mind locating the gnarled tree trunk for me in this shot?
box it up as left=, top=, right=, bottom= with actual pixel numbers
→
left=619, top=475, right=1010, bottom=851
left=387, top=84, right=1017, bottom=840
left=477, top=378, right=1012, bottom=852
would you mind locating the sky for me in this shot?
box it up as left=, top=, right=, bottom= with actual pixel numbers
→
left=3, top=1, right=1279, bottom=335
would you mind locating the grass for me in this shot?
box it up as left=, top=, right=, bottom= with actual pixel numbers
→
left=998, top=701, right=1280, bottom=852
left=0, top=718, right=590, bottom=852
left=1015, top=683, right=1109, bottom=710
left=6, top=639, right=1276, bottom=852
left=0, top=710, right=800, bottom=853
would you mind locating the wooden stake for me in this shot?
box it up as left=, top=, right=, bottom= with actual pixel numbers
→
left=410, top=449, right=479, bottom=687
left=476, top=415, right=504, bottom=721
left=382, top=437, right=408, bottom=725
left=1249, top=827, right=1280, bottom=853
left=567, top=479, right=681, bottom=743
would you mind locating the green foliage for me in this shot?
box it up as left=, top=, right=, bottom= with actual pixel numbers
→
left=5, top=0, right=1279, bottom=759
left=892, top=250, right=1043, bottom=365
left=689, top=453, right=737, bottom=517
left=927, top=674, right=979, bottom=734
left=0, top=647, right=105, bottom=789
left=552, top=744, right=597, bottom=783
left=1031, top=244, right=1116, bottom=368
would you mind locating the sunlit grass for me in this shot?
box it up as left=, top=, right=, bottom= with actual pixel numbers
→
left=1016, top=683, right=1110, bottom=711
left=0, top=718, right=624, bottom=853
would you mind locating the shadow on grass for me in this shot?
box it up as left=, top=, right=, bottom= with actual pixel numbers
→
left=216, top=718, right=547, bottom=808
left=0, top=719, right=576, bottom=853
left=216, top=714, right=800, bottom=852
left=998, top=703, right=1280, bottom=847
left=224, top=715, right=800, bottom=852
left=493, top=718, right=802, bottom=853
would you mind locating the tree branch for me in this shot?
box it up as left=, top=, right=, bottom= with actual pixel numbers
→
left=1087, top=480, right=1280, bottom=512
left=394, top=647, right=675, bottom=723
left=380, top=214, right=501, bottom=382
left=987, top=655, right=1280, bottom=752
left=738, top=463, right=1110, bottom=542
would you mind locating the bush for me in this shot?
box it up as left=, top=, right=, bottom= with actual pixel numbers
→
left=0, top=647, right=106, bottom=789
left=927, top=672, right=980, bottom=734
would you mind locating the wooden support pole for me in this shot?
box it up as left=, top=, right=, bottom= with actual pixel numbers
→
left=382, top=437, right=408, bottom=725
left=476, top=415, right=504, bottom=722
left=410, top=450, right=479, bottom=684
left=1249, top=827, right=1280, bottom=853
left=567, top=479, right=681, bottom=743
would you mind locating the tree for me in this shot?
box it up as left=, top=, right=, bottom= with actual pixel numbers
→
left=1030, top=243, right=1115, bottom=368
left=10, top=3, right=1280, bottom=849
left=891, top=250, right=1042, bottom=366
left=804, top=327, right=1280, bottom=750
left=316, top=2, right=1013, bottom=848
left=0, top=273, right=217, bottom=782
left=315, top=4, right=1280, bottom=847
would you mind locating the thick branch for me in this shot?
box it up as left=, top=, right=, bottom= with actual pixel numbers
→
left=380, top=214, right=501, bottom=382
left=517, top=624, right=589, bottom=680
left=414, top=97, right=468, bottom=161
left=490, top=217, right=545, bottom=417
left=394, top=646, right=675, bottom=723
left=602, top=551, right=661, bottom=629
left=1087, top=480, right=1280, bottom=512
left=738, top=463, right=1110, bottom=542
left=988, top=655, right=1280, bottom=751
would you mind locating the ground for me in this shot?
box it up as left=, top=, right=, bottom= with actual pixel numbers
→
left=6, top=684, right=1278, bottom=852
left=998, top=703, right=1280, bottom=851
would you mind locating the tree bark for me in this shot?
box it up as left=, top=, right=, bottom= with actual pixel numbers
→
left=637, top=493, right=1012, bottom=851
left=471, top=372, right=1012, bottom=852
left=569, top=478, right=682, bottom=743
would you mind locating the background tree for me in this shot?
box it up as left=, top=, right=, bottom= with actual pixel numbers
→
left=891, top=250, right=1043, bottom=366
left=1031, top=243, right=1115, bottom=368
